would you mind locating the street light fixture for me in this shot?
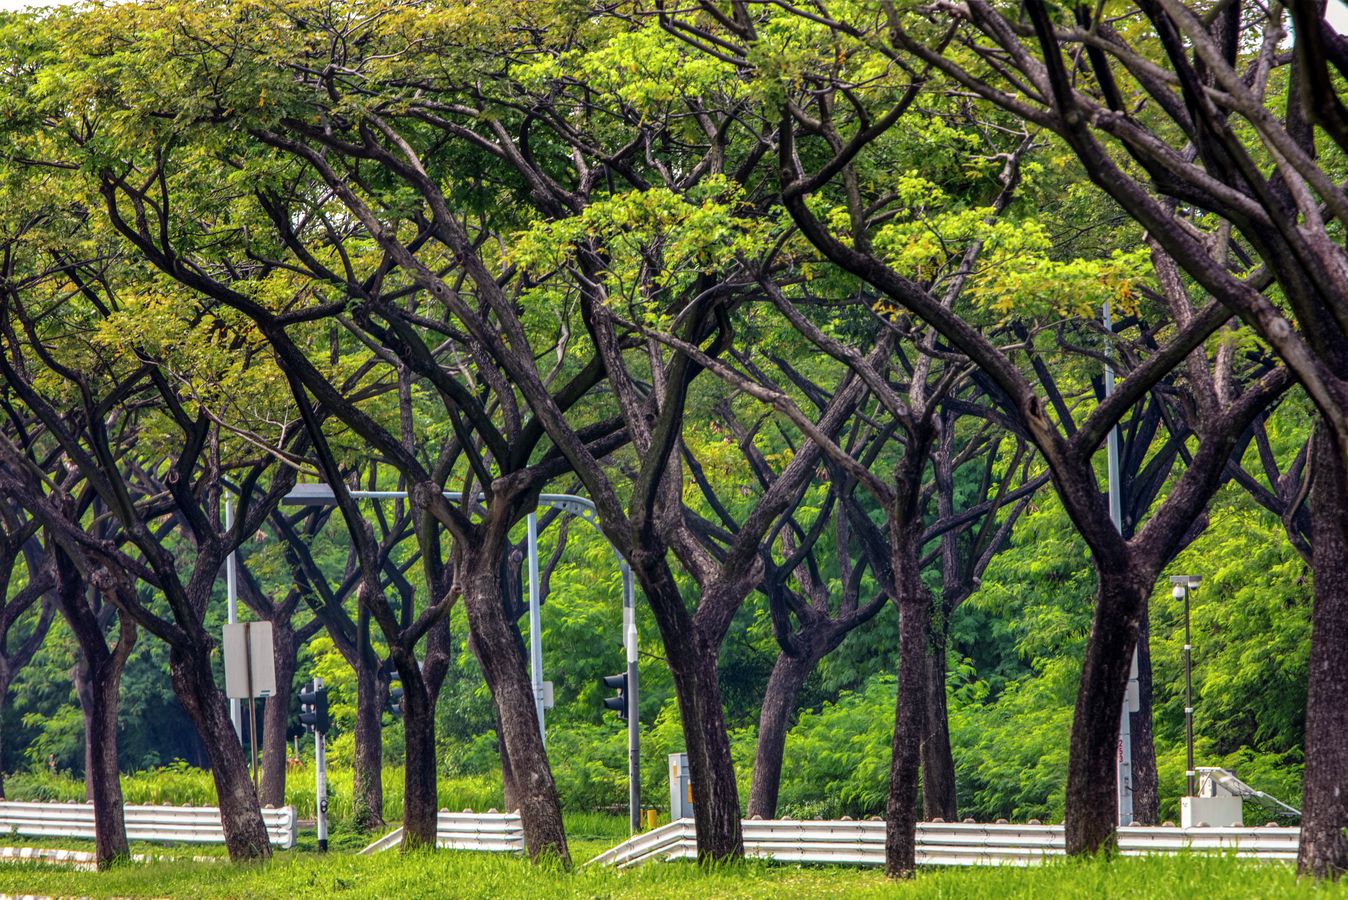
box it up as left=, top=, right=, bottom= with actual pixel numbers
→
left=1169, top=575, right=1202, bottom=797
left=279, top=483, right=644, bottom=834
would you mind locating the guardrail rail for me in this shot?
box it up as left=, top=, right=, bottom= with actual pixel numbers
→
left=359, top=810, right=525, bottom=855
left=0, top=801, right=298, bottom=849
left=588, top=819, right=1302, bottom=868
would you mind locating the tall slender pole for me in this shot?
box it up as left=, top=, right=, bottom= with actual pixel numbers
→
left=226, top=499, right=242, bottom=742
left=1104, top=300, right=1136, bottom=827
left=244, top=622, right=258, bottom=795
left=315, top=677, right=328, bottom=852
left=526, top=512, right=544, bottom=744
left=1185, top=584, right=1194, bottom=798
left=622, top=562, right=639, bottom=834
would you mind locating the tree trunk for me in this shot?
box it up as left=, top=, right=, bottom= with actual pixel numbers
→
left=396, top=655, right=439, bottom=852
left=885, top=588, right=928, bottom=877
left=59, top=563, right=133, bottom=870
left=72, top=660, right=95, bottom=801
left=671, top=637, right=743, bottom=861
left=1130, top=610, right=1159, bottom=825
left=462, top=544, right=569, bottom=865
left=351, top=646, right=387, bottom=832
left=498, top=702, right=518, bottom=815
left=747, top=650, right=814, bottom=819
left=87, top=627, right=132, bottom=869
left=633, top=558, right=743, bottom=860
left=921, top=620, right=957, bottom=823
left=1297, top=427, right=1348, bottom=880
left=1064, top=569, right=1149, bottom=856
left=0, top=692, right=6, bottom=800
left=168, top=644, right=272, bottom=862
left=472, top=636, right=520, bottom=814
left=259, top=624, right=297, bottom=809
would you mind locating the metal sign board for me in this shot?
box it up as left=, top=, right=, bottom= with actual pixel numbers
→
left=222, top=622, right=276, bottom=699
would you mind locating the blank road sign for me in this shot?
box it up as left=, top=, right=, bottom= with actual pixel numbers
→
left=222, top=622, right=277, bottom=699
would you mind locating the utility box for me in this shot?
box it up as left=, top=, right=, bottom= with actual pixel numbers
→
left=1182, top=770, right=1243, bottom=827
left=668, top=753, right=694, bottom=821
left=1182, top=796, right=1243, bottom=827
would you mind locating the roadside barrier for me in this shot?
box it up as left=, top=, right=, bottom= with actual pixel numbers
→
left=588, top=819, right=1302, bottom=868
left=0, top=801, right=297, bottom=849
left=359, top=809, right=524, bottom=855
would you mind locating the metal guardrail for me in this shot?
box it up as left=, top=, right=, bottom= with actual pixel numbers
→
left=0, top=801, right=298, bottom=849
left=588, top=819, right=1303, bottom=868
left=359, top=810, right=525, bottom=855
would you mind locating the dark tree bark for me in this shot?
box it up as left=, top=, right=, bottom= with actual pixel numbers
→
left=350, top=641, right=390, bottom=831
left=921, top=634, right=957, bottom=823
left=469, top=631, right=519, bottom=815
left=748, top=651, right=813, bottom=819
left=886, top=581, right=928, bottom=878
left=1297, top=427, right=1348, bottom=879
left=170, top=639, right=273, bottom=860
left=1064, top=568, right=1151, bottom=854
left=882, top=418, right=939, bottom=878
left=80, top=572, right=137, bottom=870
left=461, top=532, right=568, bottom=865
left=53, top=543, right=136, bottom=870
left=1130, top=610, right=1160, bottom=825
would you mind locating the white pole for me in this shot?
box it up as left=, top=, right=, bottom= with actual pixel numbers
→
left=225, top=498, right=242, bottom=742
left=623, top=562, right=639, bottom=833
left=527, top=512, right=545, bottom=743
left=1104, top=300, right=1137, bottom=827
left=315, top=676, right=328, bottom=852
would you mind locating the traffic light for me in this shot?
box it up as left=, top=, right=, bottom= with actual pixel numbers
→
left=602, top=673, right=627, bottom=721
left=299, top=683, right=329, bottom=734
left=387, top=678, right=404, bottom=721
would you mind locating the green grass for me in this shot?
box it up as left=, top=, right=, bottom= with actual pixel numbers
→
left=0, top=850, right=1342, bottom=900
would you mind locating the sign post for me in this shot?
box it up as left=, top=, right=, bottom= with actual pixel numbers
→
left=222, top=621, right=276, bottom=794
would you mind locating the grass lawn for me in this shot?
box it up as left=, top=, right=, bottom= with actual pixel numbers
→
left=0, top=850, right=1342, bottom=900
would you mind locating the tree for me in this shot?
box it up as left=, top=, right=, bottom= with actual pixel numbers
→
left=0, top=226, right=301, bottom=860
left=644, top=1, right=1296, bottom=863
left=854, top=0, right=1348, bottom=873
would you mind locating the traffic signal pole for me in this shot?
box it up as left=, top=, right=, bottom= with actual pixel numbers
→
left=623, top=562, right=639, bottom=834
left=300, top=677, right=330, bottom=852
left=315, top=676, right=328, bottom=852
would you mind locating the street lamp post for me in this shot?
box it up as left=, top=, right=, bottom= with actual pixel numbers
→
left=280, top=486, right=642, bottom=832
left=1169, top=575, right=1202, bottom=797
left=1104, top=300, right=1139, bottom=826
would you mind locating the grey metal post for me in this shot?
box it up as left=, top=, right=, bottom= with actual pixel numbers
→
left=527, top=512, right=545, bottom=744
left=225, top=499, right=241, bottom=742
left=622, top=562, right=639, bottom=833
left=315, top=676, right=328, bottom=852
left=244, top=621, right=258, bottom=795
left=1186, top=584, right=1197, bottom=792
left=1104, top=300, right=1136, bottom=826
